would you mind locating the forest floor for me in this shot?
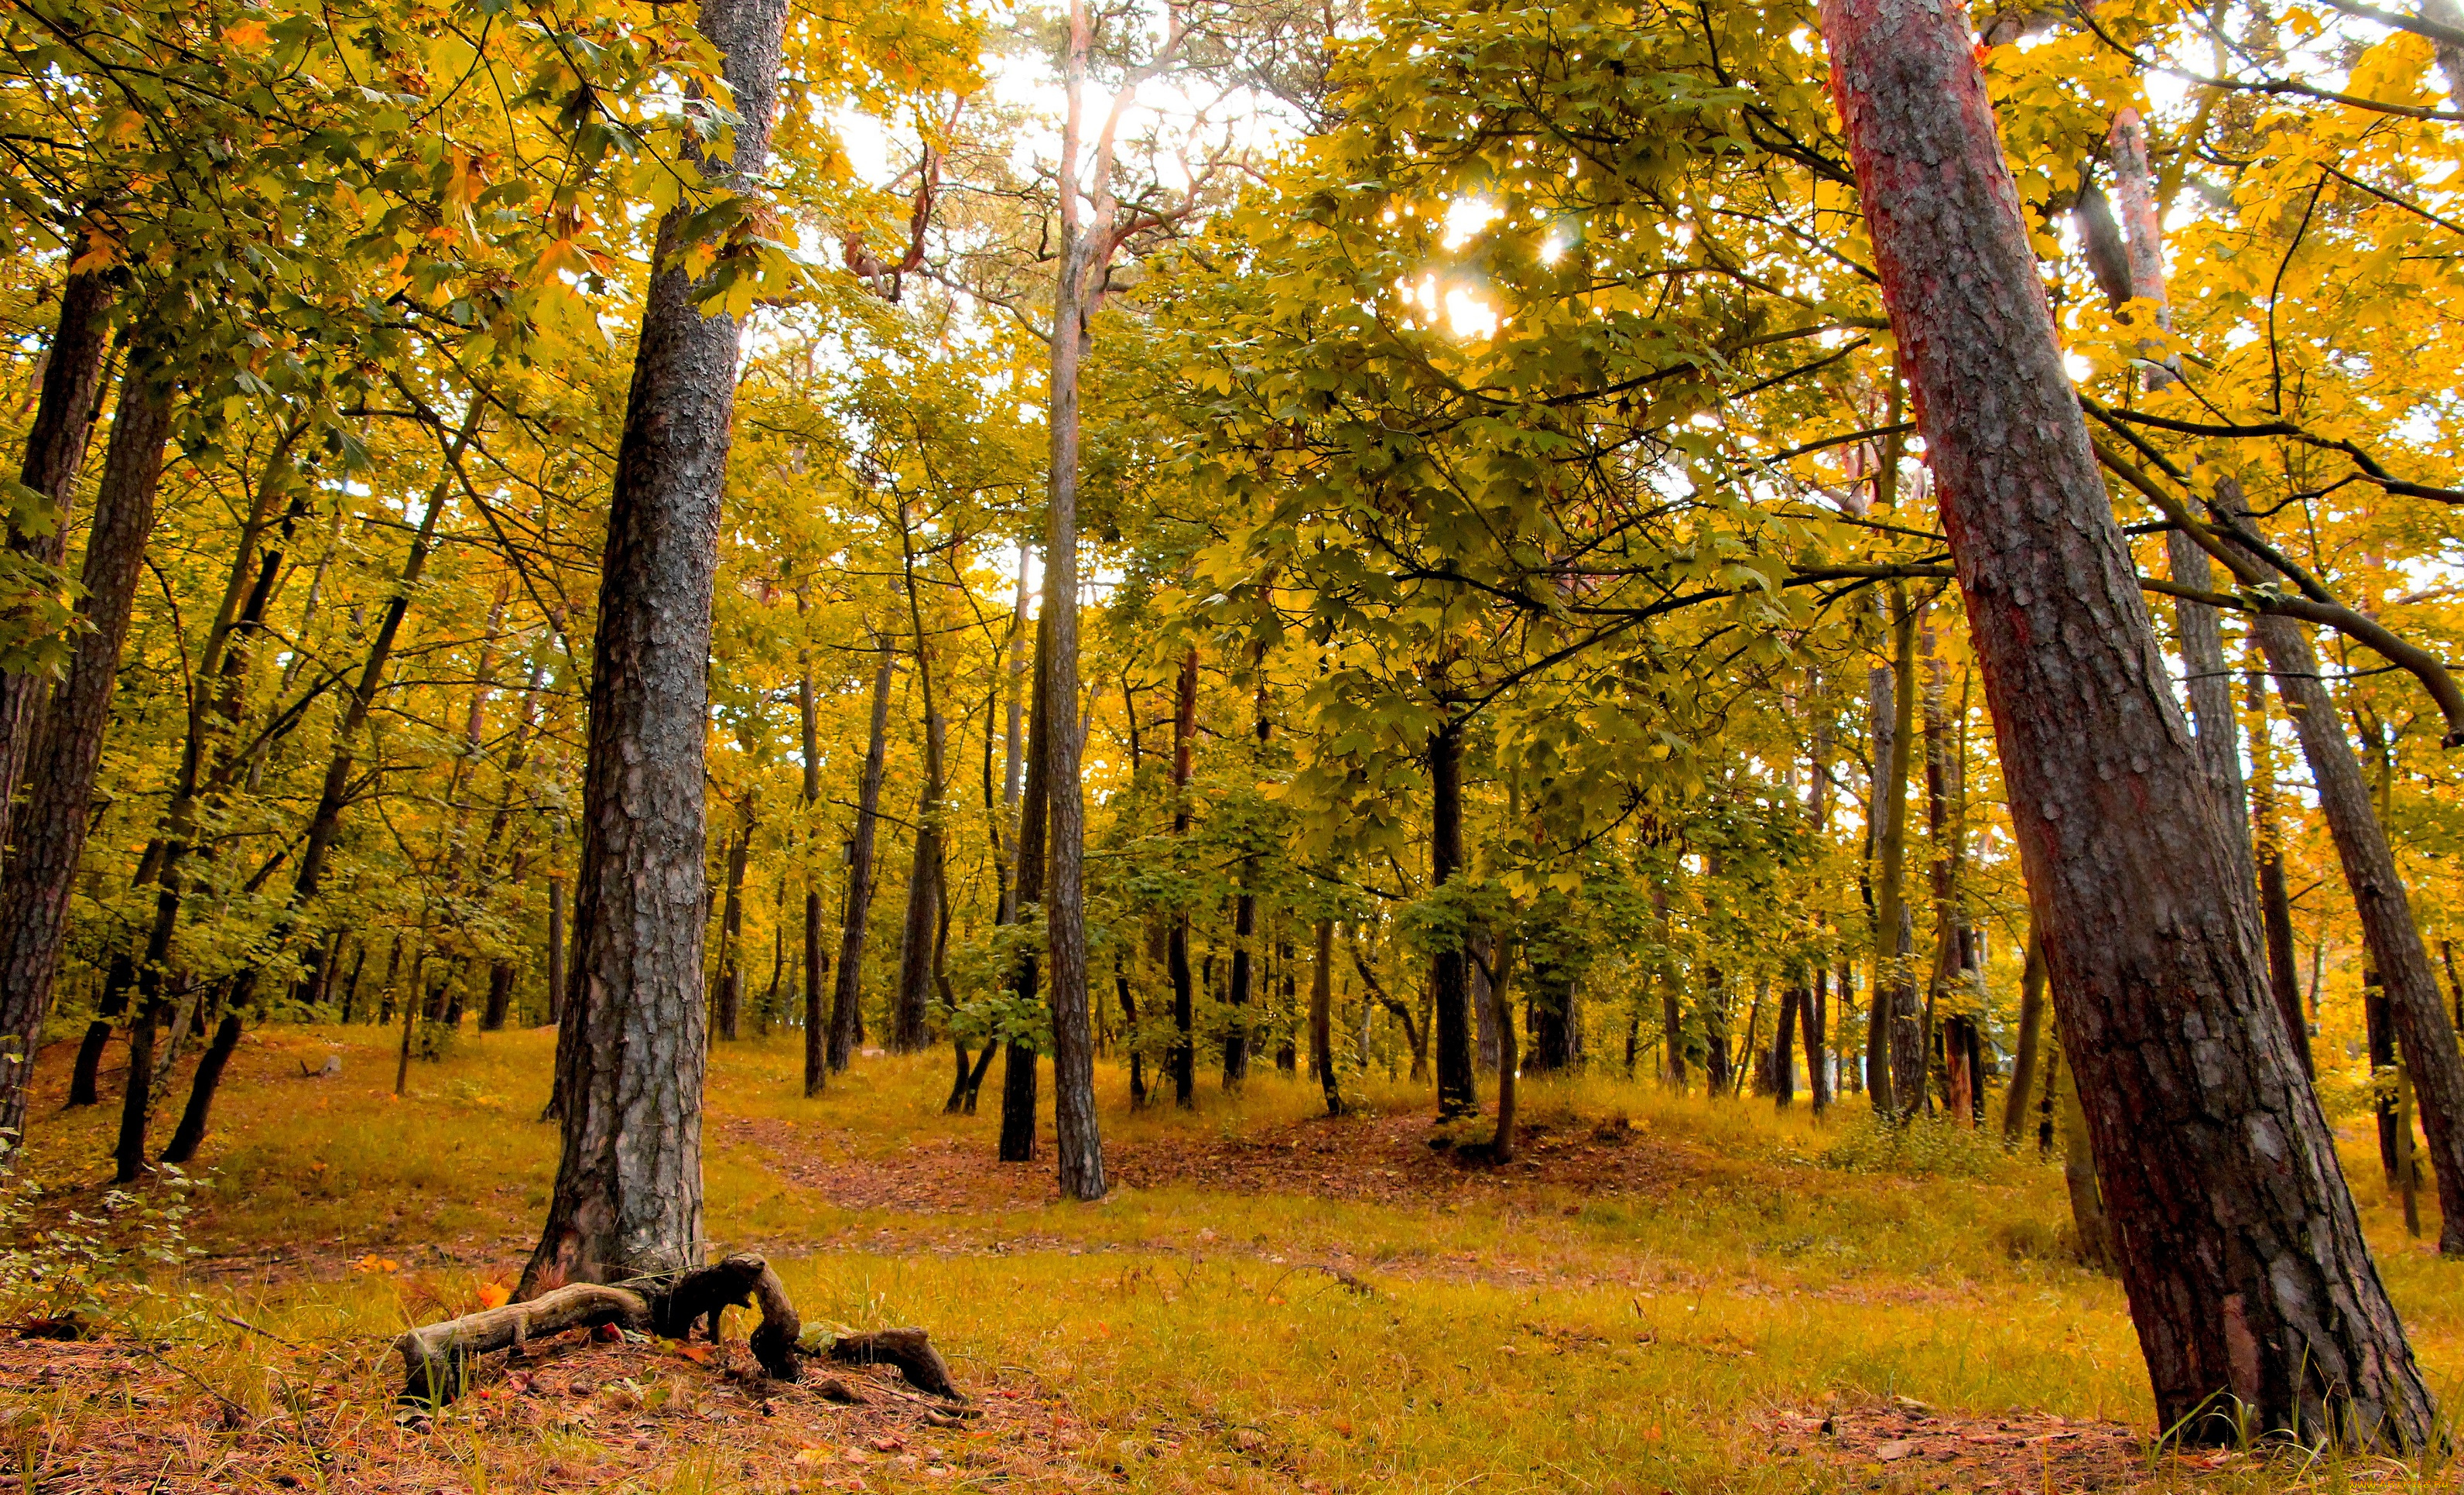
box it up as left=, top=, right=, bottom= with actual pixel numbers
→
left=5, top=1025, right=2461, bottom=1494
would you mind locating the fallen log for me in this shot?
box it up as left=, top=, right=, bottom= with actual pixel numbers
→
left=394, top=1282, right=650, bottom=1404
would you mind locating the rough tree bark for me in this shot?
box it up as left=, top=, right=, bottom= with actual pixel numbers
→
left=0, top=356, right=168, bottom=1150
left=521, top=0, right=790, bottom=1296
left=1821, top=0, right=2438, bottom=1444
left=829, top=638, right=895, bottom=1075
left=0, top=262, right=114, bottom=855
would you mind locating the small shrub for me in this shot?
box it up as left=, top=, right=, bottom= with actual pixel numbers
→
left=0, top=1162, right=206, bottom=1334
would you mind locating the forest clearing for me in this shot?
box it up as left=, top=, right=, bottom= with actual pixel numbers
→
left=12, top=1025, right=2458, bottom=1494
left=12, top=0, right=2464, bottom=1485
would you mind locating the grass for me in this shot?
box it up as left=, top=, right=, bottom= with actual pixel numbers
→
left=9, top=1020, right=2464, bottom=1492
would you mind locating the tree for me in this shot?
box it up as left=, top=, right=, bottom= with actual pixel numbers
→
left=522, top=0, right=796, bottom=1295
left=1819, top=0, right=2438, bottom=1446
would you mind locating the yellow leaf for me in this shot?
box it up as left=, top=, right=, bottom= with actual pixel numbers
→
left=476, top=1281, right=512, bottom=1309
left=224, top=19, right=270, bottom=46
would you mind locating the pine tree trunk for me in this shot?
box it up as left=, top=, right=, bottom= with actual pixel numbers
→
left=829, top=638, right=895, bottom=1073
left=0, top=358, right=169, bottom=1146
left=522, top=0, right=789, bottom=1297
left=1821, top=0, right=2437, bottom=1443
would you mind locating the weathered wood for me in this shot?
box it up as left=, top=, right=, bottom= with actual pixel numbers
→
left=655, top=1252, right=801, bottom=1381
left=395, top=1284, right=652, bottom=1404
left=822, top=1327, right=963, bottom=1401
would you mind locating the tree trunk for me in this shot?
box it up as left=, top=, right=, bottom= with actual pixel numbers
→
left=1821, top=0, right=2437, bottom=1443
left=1042, top=0, right=1105, bottom=1202
left=829, top=638, right=896, bottom=1074
left=1873, top=593, right=1922, bottom=1119
left=714, top=792, right=752, bottom=1042
left=2002, top=926, right=2048, bottom=1143
left=1429, top=722, right=1475, bottom=1119
left=67, top=954, right=133, bottom=1106
left=1311, top=919, right=1342, bottom=1115
left=522, top=0, right=789, bottom=1298
left=797, top=655, right=824, bottom=1087
left=2052, top=1034, right=2115, bottom=1271
left=0, top=262, right=114, bottom=855
left=891, top=506, right=944, bottom=1054
left=2242, top=581, right=2464, bottom=1251
left=0, top=357, right=169, bottom=1146
left=1167, top=646, right=1197, bottom=1107
left=999, top=611, right=1053, bottom=1165
left=1487, top=936, right=1520, bottom=1161
left=159, top=1011, right=242, bottom=1165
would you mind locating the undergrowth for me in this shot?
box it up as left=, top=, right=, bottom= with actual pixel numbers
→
left=2, top=1023, right=2457, bottom=1492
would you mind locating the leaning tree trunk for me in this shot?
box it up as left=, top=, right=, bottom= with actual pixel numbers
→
left=1820, top=0, right=2438, bottom=1445
left=2241, top=574, right=2464, bottom=1255
left=2002, top=927, right=2048, bottom=1144
left=0, top=355, right=168, bottom=1149
left=521, top=0, right=790, bottom=1298
left=0, top=261, right=114, bottom=856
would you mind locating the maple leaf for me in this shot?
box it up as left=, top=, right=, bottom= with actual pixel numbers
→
left=476, top=1282, right=512, bottom=1309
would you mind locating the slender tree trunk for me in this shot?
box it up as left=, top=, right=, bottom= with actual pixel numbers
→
left=2241, top=573, right=2464, bottom=1250
left=798, top=652, right=825, bottom=1088
left=0, top=356, right=169, bottom=1148
left=1822, top=0, right=2435, bottom=1442
left=1487, top=936, right=1520, bottom=1161
left=999, top=611, right=1054, bottom=1165
left=1312, top=919, right=1342, bottom=1115
left=159, top=1011, right=242, bottom=1165
left=1041, top=0, right=1105, bottom=1202
left=1871, top=592, right=1921, bottom=1118
left=522, top=0, right=789, bottom=1297
left=67, top=954, right=132, bottom=1107
left=829, top=638, right=896, bottom=1073
left=713, top=792, right=752, bottom=1042
left=2002, top=926, right=2048, bottom=1144
left=891, top=508, right=945, bottom=1055
left=2052, top=1033, right=2115, bottom=1271
left=544, top=867, right=568, bottom=1028
left=1429, top=722, right=1475, bottom=1118
left=1167, top=646, right=1197, bottom=1107
left=0, top=263, right=114, bottom=854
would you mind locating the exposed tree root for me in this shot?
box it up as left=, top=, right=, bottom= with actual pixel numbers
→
left=814, top=1327, right=963, bottom=1401
left=392, top=1253, right=806, bottom=1404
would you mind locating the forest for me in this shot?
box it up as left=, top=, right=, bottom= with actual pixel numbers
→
left=5, top=0, right=2464, bottom=1486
